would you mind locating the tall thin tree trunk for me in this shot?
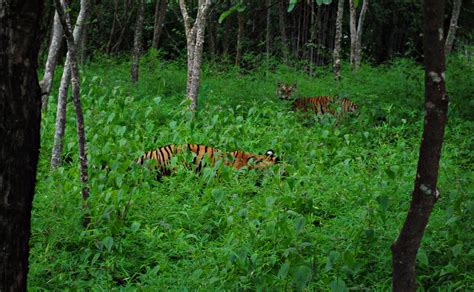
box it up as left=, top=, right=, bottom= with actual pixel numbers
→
left=278, top=0, right=289, bottom=62
left=349, top=0, right=368, bottom=70
left=222, top=0, right=231, bottom=57
left=152, top=0, right=168, bottom=49
left=391, top=0, right=448, bottom=291
left=54, top=0, right=91, bottom=226
left=207, top=13, right=216, bottom=60
left=179, top=0, right=212, bottom=111
left=0, top=1, right=43, bottom=290
left=40, top=11, right=63, bottom=112
left=106, top=0, right=119, bottom=54
left=445, top=0, right=462, bottom=55
left=265, top=0, right=272, bottom=64
left=235, top=11, right=245, bottom=66
left=50, top=0, right=90, bottom=168
left=333, top=0, right=344, bottom=80
left=131, top=0, right=145, bottom=84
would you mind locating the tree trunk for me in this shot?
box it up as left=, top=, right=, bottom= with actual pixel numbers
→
left=222, top=0, right=231, bottom=57
left=50, top=0, right=90, bottom=168
left=349, top=0, right=368, bottom=70
left=235, top=11, right=245, bottom=66
left=131, top=0, right=145, bottom=84
left=40, top=11, right=63, bottom=112
left=445, top=0, right=462, bottom=55
left=0, top=1, right=43, bottom=290
left=391, top=1, right=447, bottom=291
left=265, top=0, right=272, bottom=63
left=152, top=0, right=168, bottom=50
left=54, top=0, right=91, bottom=227
left=179, top=0, right=212, bottom=112
left=207, top=12, right=216, bottom=60
left=278, top=0, right=289, bottom=62
left=333, top=0, right=344, bottom=80
left=106, top=0, right=119, bottom=54
left=354, top=0, right=368, bottom=69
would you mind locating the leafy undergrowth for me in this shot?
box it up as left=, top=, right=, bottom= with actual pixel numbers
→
left=29, top=53, right=474, bottom=290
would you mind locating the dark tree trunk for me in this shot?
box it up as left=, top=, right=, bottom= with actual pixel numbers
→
left=152, top=0, right=168, bottom=50
left=0, top=0, right=43, bottom=290
left=222, top=0, right=231, bottom=57
left=106, top=0, right=119, bottom=54
left=391, top=0, right=448, bottom=291
left=131, top=0, right=145, bottom=84
left=265, top=0, right=272, bottom=63
left=278, top=0, right=289, bottom=61
left=235, top=11, right=245, bottom=66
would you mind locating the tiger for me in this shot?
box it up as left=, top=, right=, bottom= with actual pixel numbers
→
left=136, top=144, right=279, bottom=179
left=276, top=82, right=358, bottom=117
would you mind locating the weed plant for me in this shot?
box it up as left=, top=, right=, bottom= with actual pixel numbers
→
left=29, top=51, right=473, bottom=290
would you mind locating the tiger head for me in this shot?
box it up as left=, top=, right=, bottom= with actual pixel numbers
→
left=277, top=82, right=297, bottom=100
left=341, top=98, right=359, bottom=114
left=230, top=149, right=279, bottom=170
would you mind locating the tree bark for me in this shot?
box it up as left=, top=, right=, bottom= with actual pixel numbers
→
left=222, top=0, right=231, bottom=57
left=278, top=0, right=289, bottom=62
left=152, top=0, right=168, bottom=50
left=349, top=0, right=368, bottom=70
left=391, top=1, right=447, bottom=291
left=179, top=0, right=212, bottom=112
left=235, top=11, right=245, bottom=66
left=131, top=0, right=145, bottom=84
left=106, top=0, right=119, bottom=54
left=50, top=0, right=90, bottom=168
left=265, top=0, right=272, bottom=63
left=445, top=0, right=461, bottom=55
left=333, top=0, right=344, bottom=80
left=0, top=0, right=43, bottom=290
left=40, top=11, right=63, bottom=112
left=54, top=0, right=91, bottom=227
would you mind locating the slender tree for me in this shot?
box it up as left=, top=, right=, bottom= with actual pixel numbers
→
left=131, top=0, right=145, bottom=84
left=391, top=0, right=448, bottom=291
left=278, top=0, right=289, bottom=61
left=54, top=0, right=91, bottom=227
left=51, top=0, right=91, bottom=168
left=349, top=0, right=368, bottom=70
left=179, top=0, right=212, bottom=111
left=40, top=11, right=63, bottom=112
left=0, top=0, right=43, bottom=290
left=333, top=0, right=344, bottom=80
left=265, top=0, right=273, bottom=63
left=445, top=0, right=462, bottom=55
left=152, top=0, right=168, bottom=49
left=235, top=10, right=245, bottom=66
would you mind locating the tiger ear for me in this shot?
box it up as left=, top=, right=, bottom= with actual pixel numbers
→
left=266, top=149, right=275, bottom=156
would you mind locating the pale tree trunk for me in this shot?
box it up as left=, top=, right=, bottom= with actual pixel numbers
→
left=278, top=0, right=289, bottom=62
left=152, top=0, right=168, bottom=49
left=179, top=0, right=212, bottom=112
left=51, top=0, right=90, bottom=168
left=349, top=0, right=368, bottom=70
left=235, top=11, right=245, bottom=66
left=445, top=0, right=462, bottom=55
left=131, top=0, right=145, bottom=84
left=0, top=1, right=43, bottom=290
left=266, top=0, right=272, bottom=63
left=333, top=0, right=344, bottom=80
left=54, top=0, right=91, bottom=227
left=222, top=0, right=231, bottom=56
left=391, top=0, right=448, bottom=291
left=40, top=11, right=63, bottom=112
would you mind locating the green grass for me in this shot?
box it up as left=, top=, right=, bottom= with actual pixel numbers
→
left=29, top=52, right=474, bottom=290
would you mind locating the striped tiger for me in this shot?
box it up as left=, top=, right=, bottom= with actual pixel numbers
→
left=136, top=144, right=278, bottom=179
left=277, top=81, right=297, bottom=101
left=292, top=96, right=335, bottom=114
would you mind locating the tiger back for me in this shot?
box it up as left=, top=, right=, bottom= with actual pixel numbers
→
left=137, top=144, right=278, bottom=179
left=292, top=96, right=335, bottom=115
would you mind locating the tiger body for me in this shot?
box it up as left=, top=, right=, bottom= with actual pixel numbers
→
left=277, top=82, right=358, bottom=117
left=137, top=144, right=278, bottom=178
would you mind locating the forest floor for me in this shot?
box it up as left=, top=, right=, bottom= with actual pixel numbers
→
left=29, top=53, right=473, bottom=290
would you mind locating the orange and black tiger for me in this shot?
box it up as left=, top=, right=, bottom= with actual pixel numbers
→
left=137, top=144, right=278, bottom=179
left=277, top=82, right=358, bottom=117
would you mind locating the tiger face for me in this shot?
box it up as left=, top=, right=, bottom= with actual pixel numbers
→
left=277, top=82, right=297, bottom=100
left=228, top=149, right=279, bottom=170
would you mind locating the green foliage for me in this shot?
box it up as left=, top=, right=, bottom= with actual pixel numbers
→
left=30, top=53, right=473, bottom=290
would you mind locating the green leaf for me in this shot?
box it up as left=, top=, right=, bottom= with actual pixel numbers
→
left=288, top=0, right=298, bottom=12
left=131, top=222, right=140, bottom=232
left=278, top=262, right=290, bottom=279
left=316, top=0, right=323, bottom=5
left=417, top=249, right=429, bottom=266
left=329, top=278, right=347, bottom=292
left=294, top=216, right=306, bottom=233
left=451, top=243, right=463, bottom=257
left=293, top=266, right=312, bottom=290
left=154, top=96, right=162, bottom=105
left=323, top=0, right=333, bottom=4
left=102, top=236, right=113, bottom=252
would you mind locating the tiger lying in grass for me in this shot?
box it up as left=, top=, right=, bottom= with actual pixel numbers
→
left=137, top=144, right=279, bottom=179
left=277, top=82, right=359, bottom=117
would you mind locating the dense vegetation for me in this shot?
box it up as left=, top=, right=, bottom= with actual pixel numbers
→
left=29, top=51, right=473, bottom=290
